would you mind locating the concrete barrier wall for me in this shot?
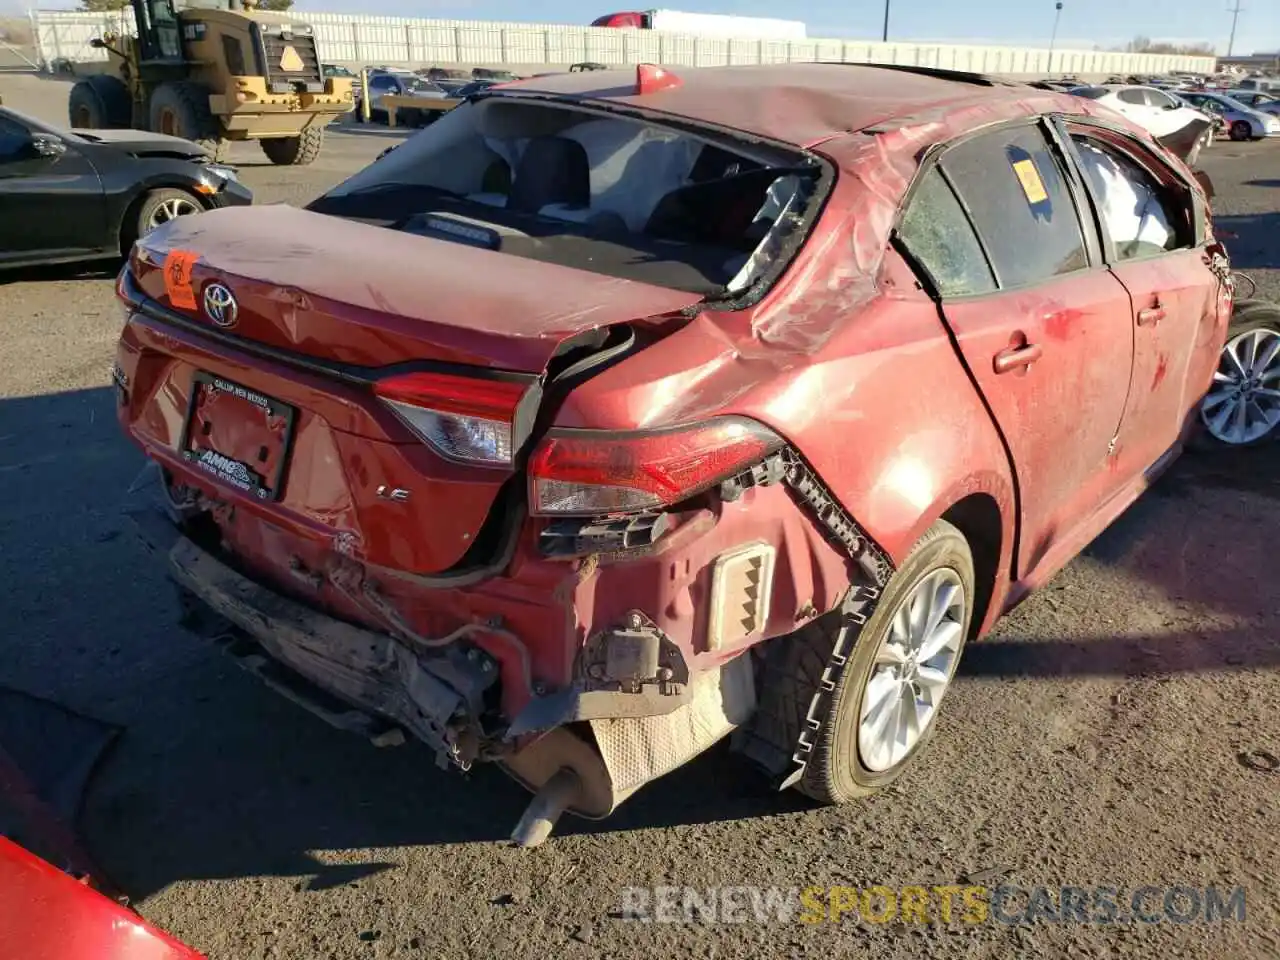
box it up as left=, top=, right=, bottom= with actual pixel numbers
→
left=29, top=8, right=1218, bottom=78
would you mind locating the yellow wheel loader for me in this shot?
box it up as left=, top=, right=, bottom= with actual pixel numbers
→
left=68, top=0, right=353, bottom=165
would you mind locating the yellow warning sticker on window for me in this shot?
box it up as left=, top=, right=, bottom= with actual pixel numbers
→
left=1012, top=158, right=1048, bottom=204
left=279, top=45, right=304, bottom=72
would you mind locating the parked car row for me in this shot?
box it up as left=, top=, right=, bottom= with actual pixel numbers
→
left=1062, top=81, right=1280, bottom=170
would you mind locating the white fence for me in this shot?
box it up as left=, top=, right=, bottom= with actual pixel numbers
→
left=28, top=8, right=1217, bottom=77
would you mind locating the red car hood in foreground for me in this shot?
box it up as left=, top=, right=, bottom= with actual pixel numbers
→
left=132, top=204, right=704, bottom=373
left=0, top=838, right=203, bottom=959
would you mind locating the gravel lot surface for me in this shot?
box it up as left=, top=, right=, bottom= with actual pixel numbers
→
left=2, top=71, right=1278, bottom=960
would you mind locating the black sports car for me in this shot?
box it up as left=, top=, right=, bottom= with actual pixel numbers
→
left=0, top=105, right=252, bottom=271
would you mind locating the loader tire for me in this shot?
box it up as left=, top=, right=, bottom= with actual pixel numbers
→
left=260, top=127, right=324, bottom=166
left=148, top=81, right=224, bottom=159
left=68, top=75, right=131, bottom=129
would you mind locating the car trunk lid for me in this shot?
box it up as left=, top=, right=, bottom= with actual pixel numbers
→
left=130, top=203, right=703, bottom=373
left=121, top=204, right=703, bottom=576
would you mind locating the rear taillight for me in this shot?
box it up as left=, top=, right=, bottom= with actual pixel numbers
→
left=528, top=417, right=783, bottom=516
left=115, top=265, right=139, bottom=320
left=373, top=371, right=528, bottom=466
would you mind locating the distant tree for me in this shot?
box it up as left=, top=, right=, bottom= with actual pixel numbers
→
left=255, top=0, right=295, bottom=9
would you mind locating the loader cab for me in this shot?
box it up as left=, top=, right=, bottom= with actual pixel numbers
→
left=134, top=0, right=185, bottom=63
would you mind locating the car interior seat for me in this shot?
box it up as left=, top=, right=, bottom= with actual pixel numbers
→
left=507, top=135, right=591, bottom=214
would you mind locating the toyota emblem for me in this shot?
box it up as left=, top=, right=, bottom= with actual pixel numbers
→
left=203, top=283, right=238, bottom=328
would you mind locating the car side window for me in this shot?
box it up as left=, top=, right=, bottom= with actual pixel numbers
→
left=0, top=116, right=30, bottom=161
left=1070, top=135, right=1186, bottom=260
left=896, top=167, right=996, bottom=298
left=1145, top=89, right=1175, bottom=109
left=370, top=75, right=396, bottom=92
left=938, top=124, right=1090, bottom=289
left=1117, top=88, right=1147, bottom=105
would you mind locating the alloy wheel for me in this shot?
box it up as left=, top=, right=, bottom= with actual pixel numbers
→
left=857, top=567, right=966, bottom=773
left=146, top=196, right=201, bottom=232
left=1201, top=327, right=1280, bottom=445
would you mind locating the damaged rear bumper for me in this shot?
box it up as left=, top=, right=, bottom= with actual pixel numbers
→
left=139, top=509, right=502, bottom=770
left=126, top=490, right=760, bottom=823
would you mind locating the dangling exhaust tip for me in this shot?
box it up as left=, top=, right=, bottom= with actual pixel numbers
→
left=509, top=767, right=582, bottom=848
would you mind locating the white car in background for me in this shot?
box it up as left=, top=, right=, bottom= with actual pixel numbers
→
left=1069, top=84, right=1215, bottom=164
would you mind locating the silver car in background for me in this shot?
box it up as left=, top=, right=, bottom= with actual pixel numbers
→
left=1226, top=89, right=1280, bottom=118
left=1179, top=91, right=1280, bottom=140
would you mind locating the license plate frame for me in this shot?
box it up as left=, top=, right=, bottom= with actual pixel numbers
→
left=178, top=371, right=297, bottom=502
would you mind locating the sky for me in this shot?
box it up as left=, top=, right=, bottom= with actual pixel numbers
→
left=6, top=0, right=1278, bottom=55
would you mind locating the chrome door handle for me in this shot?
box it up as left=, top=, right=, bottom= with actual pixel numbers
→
left=994, top=342, right=1042, bottom=374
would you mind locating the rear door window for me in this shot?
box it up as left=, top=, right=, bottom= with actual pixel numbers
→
left=896, top=167, right=996, bottom=297
left=1069, top=134, right=1190, bottom=260
left=1117, top=88, right=1147, bottom=105
left=938, top=124, right=1090, bottom=289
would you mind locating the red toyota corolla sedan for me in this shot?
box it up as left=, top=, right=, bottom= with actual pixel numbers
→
left=113, top=63, right=1233, bottom=844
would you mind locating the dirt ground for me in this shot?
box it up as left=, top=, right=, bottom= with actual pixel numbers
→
left=1, top=71, right=1278, bottom=959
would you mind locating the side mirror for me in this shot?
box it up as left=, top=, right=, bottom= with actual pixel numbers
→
left=30, top=135, right=66, bottom=158
left=89, top=37, right=106, bottom=48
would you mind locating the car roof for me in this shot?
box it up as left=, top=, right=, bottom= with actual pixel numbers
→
left=492, top=62, right=1101, bottom=148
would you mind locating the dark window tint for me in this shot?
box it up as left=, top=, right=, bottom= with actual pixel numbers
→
left=1071, top=136, right=1185, bottom=260
left=1070, top=86, right=1108, bottom=99
left=940, top=125, right=1089, bottom=289
left=222, top=35, right=246, bottom=75
left=897, top=167, right=996, bottom=298
left=369, top=75, right=397, bottom=91
left=0, top=116, right=30, bottom=159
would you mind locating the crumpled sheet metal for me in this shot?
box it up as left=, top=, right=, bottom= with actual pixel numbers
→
left=133, top=204, right=703, bottom=372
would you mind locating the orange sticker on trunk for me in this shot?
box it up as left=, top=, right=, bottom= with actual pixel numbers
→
left=163, top=250, right=199, bottom=310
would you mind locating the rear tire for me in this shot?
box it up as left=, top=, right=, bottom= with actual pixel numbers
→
left=148, top=81, right=224, bottom=159
left=260, top=127, right=324, bottom=166
left=68, top=75, right=131, bottom=129
left=1194, top=300, right=1280, bottom=449
left=796, top=520, right=975, bottom=804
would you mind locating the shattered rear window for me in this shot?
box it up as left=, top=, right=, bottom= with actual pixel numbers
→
left=308, top=98, right=823, bottom=297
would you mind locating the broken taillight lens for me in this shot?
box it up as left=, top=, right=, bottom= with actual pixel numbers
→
left=373, top=371, right=528, bottom=466
left=528, top=417, right=783, bottom=516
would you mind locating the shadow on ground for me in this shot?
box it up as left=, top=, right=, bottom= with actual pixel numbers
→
left=330, top=122, right=415, bottom=140
left=0, top=260, right=120, bottom=284
left=1, top=385, right=1276, bottom=901
left=1216, top=212, right=1280, bottom=270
